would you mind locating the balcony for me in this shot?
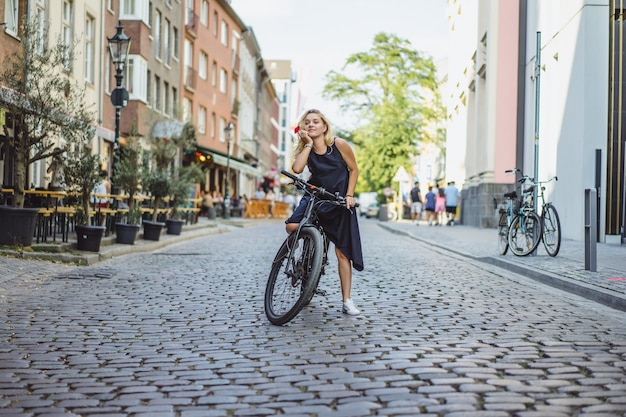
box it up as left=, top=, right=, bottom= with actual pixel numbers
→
left=185, top=9, right=199, bottom=38
left=184, top=66, right=197, bottom=92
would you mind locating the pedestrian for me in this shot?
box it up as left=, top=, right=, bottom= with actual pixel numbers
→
left=91, top=169, right=111, bottom=226
left=424, top=185, right=436, bottom=225
left=434, top=186, right=446, bottom=226
left=47, top=148, right=65, bottom=191
left=286, top=108, right=364, bottom=315
left=444, top=181, right=460, bottom=225
left=409, top=181, right=423, bottom=225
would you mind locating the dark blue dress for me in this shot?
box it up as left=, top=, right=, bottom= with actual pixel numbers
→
left=286, top=143, right=364, bottom=271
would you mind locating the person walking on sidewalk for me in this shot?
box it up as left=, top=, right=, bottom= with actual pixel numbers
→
left=286, top=109, right=364, bottom=316
left=424, top=186, right=436, bottom=225
left=409, top=181, right=423, bottom=225
left=444, top=181, right=460, bottom=226
left=434, top=186, right=446, bottom=226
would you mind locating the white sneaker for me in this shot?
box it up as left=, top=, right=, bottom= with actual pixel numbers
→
left=342, top=299, right=360, bottom=315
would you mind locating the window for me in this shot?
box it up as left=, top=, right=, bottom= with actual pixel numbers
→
left=199, top=51, right=208, bottom=80
left=155, top=75, right=161, bottom=111
left=220, top=20, right=228, bottom=46
left=183, top=98, right=192, bottom=122
left=164, top=81, right=169, bottom=114
left=34, top=1, right=47, bottom=56
left=120, top=0, right=150, bottom=25
left=154, top=9, right=162, bottom=59
left=126, top=56, right=148, bottom=102
left=164, top=18, right=170, bottom=65
left=198, top=106, right=207, bottom=134
left=184, top=39, right=193, bottom=86
left=62, top=0, right=73, bottom=71
left=172, top=27, right=179, bottom=59
left=172, top=86, right=178, bottom=117
left=211, top=61, right=217, bottom=86
left=201, top=0, right=209, bottom=26
left=146, top=69, right=151, bottom=106
left=185, top=0, right=194, bottom=26
left=85, top=15, right=95, bottom=84
left=219, top=68, right=227, bottom=94
left=4, top=0, right=19, bottom=35
left=219, top=118, right=228, bottom=141
left=211, top=113, right=216, bottom=138
left=213, top=11, right=218, bottom=37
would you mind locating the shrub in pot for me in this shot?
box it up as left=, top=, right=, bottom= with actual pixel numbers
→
left=63, top=142, right=105, bottom=252
left=112, top=131, right=143, bottom=244
left=166, top=164, right=203, bottom=235
left=0, top=19, right=95, bottom=245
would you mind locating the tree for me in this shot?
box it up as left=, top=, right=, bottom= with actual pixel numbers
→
left=323, top=32, right=446, bottom=194
left=0, top=18, right=95, bottom=208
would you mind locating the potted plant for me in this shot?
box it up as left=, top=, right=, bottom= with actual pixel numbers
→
left=112, top=130, right=143, bottom=244
left=63, top=141, right=105, bottom=252
left=0, top=19, right=94, bottom=246
left=166, top=164, right=203, bottom=235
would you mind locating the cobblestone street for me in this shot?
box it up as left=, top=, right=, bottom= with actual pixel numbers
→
left=1, top=219, right=625, bottom=416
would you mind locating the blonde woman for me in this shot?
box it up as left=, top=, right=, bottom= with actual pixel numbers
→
left=286, top=109, right=364, bottom=315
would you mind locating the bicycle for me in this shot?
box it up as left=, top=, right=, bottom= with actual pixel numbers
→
left=496, top=188, right=518, bottom=255
left=264, top=170, right=356, bottom=325
left=504, top=169, right=543, bottom=256
left=525, top=176, right=561, bottom=257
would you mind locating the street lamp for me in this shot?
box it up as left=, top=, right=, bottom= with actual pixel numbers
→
left=223, top=122, right=234, bottom=219
left=107, top=21, right=131, bottom=190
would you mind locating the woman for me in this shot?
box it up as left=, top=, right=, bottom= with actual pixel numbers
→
left=286, top=109, right=364, bottom=315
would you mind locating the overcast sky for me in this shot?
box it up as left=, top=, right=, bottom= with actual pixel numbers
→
left=230, top=0, right=449, bottom=129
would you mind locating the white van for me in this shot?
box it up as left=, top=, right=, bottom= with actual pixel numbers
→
left=357, top=192, right=378, bottom=217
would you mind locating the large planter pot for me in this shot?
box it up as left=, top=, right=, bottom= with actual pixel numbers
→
left=207, top=206, right=216, bottom=219
left=165, top=218, right=185, bottom=235
left=115, top=223, right=140, bottom=245
left=75, top=225, right=105, bottom=252
left=0, top=206, right=39, bottom=246
left=143, top=220, right=165, bottom=241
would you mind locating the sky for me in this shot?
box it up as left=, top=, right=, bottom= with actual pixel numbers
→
left=230, top=0, right=449, bottom=129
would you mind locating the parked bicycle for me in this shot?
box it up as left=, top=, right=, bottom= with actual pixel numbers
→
left=498, top=169, right=542, bottom=256
left=525, top=175, right=561, bottom=257
left=264, top=170, right=356, bottom=325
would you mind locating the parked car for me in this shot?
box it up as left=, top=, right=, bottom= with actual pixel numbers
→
left=358, top=192, right=378, bottom=217
left=365, top=202, right=380, bottom=218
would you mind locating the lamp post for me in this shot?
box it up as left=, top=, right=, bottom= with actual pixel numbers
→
left=223, top=122, right=234, bottom=219
left=107, top=21, right=131, bottom=189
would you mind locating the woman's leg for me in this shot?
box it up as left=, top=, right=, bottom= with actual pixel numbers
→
left=336, top=247, right=352, bottom=302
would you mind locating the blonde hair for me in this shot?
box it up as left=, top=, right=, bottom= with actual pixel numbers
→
left=294, top=109, right=334, bottom=154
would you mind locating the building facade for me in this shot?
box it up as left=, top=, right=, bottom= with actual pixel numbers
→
left=0, top=0, right=280, bottom=205
left=447, top=0, right=616, bottom=243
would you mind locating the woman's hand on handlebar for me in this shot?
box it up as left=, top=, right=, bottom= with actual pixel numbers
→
left=345, top=195, right=356, bottom=209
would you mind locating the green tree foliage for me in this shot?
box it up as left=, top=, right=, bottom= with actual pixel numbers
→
left=113, top=123, right=143, bottom=224
left=0, top=18, right=95, bottom=208
left=323, top=33, right=445, bottom=194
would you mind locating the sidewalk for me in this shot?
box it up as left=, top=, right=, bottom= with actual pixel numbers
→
left=0, top=216, right=273, bottom=265
left=378, top=219, right=626, bottom=312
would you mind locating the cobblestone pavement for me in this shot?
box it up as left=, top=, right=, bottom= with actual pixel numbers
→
left=1, top=220, right=625, bottom=416
left=378, top=219, right=626, bottom=312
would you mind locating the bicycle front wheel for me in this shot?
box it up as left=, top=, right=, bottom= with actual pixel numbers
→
left=497, top=211, right=509, bottom=255
left=542, top=204, right=561, bottom=257
left=508, top=211, right=542, bottom=256
left=264, top=226, right=324, bottom=325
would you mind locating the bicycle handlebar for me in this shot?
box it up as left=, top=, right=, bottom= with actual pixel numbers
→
left=281, top=170, right=359, bottom=207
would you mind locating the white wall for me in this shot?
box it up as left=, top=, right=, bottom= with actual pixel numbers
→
left=524, top=0, right=609, bottom=240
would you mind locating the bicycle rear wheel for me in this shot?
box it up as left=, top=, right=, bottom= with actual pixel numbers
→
left=542, top=204, right=561, bottom=257
left=508, top=211, right=542, bottom=256
left=497, top=211, right=509, bottom=255
left=264, top=226, right=324, bottom=325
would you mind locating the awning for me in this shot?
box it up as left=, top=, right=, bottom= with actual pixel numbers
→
left=196, top=145, right=261, bottom=177
left=152, top=120, right=188, bottom=139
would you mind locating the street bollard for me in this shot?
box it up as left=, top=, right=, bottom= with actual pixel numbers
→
left=584, top=188, right=597, bottom=272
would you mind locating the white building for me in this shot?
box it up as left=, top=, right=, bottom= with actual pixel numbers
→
left=446, top=0, right=614, bottom=242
